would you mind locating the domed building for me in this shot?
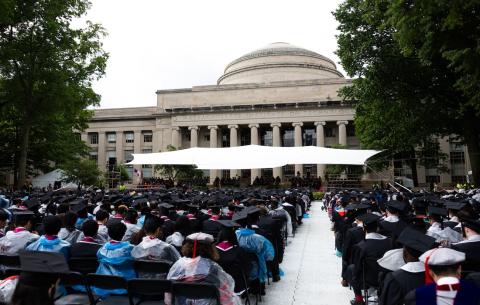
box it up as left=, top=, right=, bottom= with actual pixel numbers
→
left=84, top=42, right=356, bottom=184
left=83, top=43, right=464, bottom=186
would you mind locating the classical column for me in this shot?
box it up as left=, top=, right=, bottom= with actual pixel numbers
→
left=133, top=131, right=142, bottom=185
left=293, top=122, right=304, bottom=177
left=208, top=125, right=219, bottom=184
left=228, top=125, right=239, bottom=178
left=315, top=122, right=326, bottom=179
left=115, top=131, right=124, bottom=166
left=337, top=120, right=349, bottom=147
left=249, top=124, right=260, bottom=184
left=271, top=123, right=282, bottom=180
left=189, top=126, right=199, bottom=148
left=97, top=132, right=106, bottom=172
left=171, top=127, right=181, bottom=149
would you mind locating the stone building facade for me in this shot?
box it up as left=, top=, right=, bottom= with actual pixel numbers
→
left=82, top=42, right=471, bottom=187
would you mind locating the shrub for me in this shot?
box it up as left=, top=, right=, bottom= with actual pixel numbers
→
left=313, top=192, right=324, bottom=200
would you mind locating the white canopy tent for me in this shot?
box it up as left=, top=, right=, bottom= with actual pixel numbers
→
left=127, top=145, right=381, bottom=169
left=31, top=169, right=78, bottom=189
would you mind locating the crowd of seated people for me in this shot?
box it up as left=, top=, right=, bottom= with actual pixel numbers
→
left=326, top=188, right=480, bottom=305
left=0, top=187, right=313, bottom=305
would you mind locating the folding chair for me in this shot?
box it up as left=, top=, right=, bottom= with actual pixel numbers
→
left=86, top=273, right=130, bottom=305
left=134, top=260, right=171, bottom=279
left=69, top=257, right=99, bottom=275
left=362, top=257, right=381, bottom=305
left=171, top=282, right=220, bottom=305
left=55, top=272, right=91, bottom=305
left=0, top=255, right=20, bottom=267
left=127, top=279, right=171, bottom=305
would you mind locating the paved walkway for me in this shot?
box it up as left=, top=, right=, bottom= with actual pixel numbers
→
left=263, top=201, right=352, bottom=305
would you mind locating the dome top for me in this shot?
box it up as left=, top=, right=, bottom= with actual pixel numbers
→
left=225, top=42, right=337, bottom=71
left=218, top=42, right=343, bottom=85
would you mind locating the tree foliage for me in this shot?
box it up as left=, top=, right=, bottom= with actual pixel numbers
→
left=154, top=145, right=204, bottom=182
left=334, top=0, right=480, bottom=186
left=61, top=158, right=104, bottom=188
left=0, top=0, right=108, bottom=188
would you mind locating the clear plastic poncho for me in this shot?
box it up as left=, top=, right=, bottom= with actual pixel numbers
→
left=0, top=230, right=39, bottom=255
left=166, top=256, right=242, bottom=305
left=58, top=228, right=82, bottom=245
left=95, top=241, right=136, bottom=296
left=166, top=232, right=185, bottom=248
left=235, top=228, right=275, bottom=283
left=131, top=236, right=181, bottom=278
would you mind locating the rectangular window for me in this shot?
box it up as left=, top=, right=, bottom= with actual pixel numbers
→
left=107, top=133, right=116, bottom=143
left=125, top=132, right=134, bottom=143
left=325, top=127, right=335, bottom=138
left=450, top=151, right=465, bottom=164
left=347, top=124, right=356, bottom=137
left=88, top=132, right=98, bottom=145
left=124, top=150, right=134, bottom=162
left=143, top=131, right=153, bottom=143
left=204, top=135, right=210, bottom=142
left=89, top=152, right=98, bottom=164
left=425, top=175, right=440, bottom=183
left=142, top=149, right=153, bottom=170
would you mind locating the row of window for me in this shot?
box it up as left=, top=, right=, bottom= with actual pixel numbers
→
left=88, top=131, right=153, bottom=145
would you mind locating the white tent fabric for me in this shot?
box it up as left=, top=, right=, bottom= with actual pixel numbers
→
left=31, top=169, right=78, bottom=189
left=128, top=145, right=381, bottom=169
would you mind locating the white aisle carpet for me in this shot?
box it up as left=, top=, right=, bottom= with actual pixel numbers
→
left=262, top=201, right=353, bottom=305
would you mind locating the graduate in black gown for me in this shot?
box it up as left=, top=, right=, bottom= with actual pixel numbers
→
left=341, top=204, right=368, bottom=286
left=348, top=213, right=392, bottom=305
left=215, top=220, right=251, bottom=294
left=379, top=227, right=436, bottom=305
left=451, top=217, right=480, bottom=273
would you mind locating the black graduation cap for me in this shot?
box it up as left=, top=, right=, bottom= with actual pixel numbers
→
left=70, top=199, right=87, bottom=213
left=345, top=203, right=370, bottom=211
left=217, top=219, right=241, bottom=228
left=397, top=227, right=436, bottom=253
left=158, top=203, right=174, bottom=209
left=232, top=210, right=248, bottom=222
left=428, top=206, right=448, bottom=217
left=11, top=210, right=35, bottom=222
left=461, top=218, right=480, bottom=233
left=386, top=200, right=406, bottom=212
left=444, top=201, right=467, bottom=211
left=246, top=206, right=260, bottom=215
left=24, top=199, right=40, bottom=209
left=357, top=213, right=381, bottom=225
left=19, top=250, right=69, bottom=274
left=132, top=198, right=148, bottom=207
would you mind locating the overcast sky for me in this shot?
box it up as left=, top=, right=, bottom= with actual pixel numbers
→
left=85, top=0, right=346, bottom=109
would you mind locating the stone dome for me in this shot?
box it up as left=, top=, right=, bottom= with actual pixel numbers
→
left=217, top=42, right=343, bottom=85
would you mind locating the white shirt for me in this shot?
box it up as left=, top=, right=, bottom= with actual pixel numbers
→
left=436, top=276, right=460, bottom=305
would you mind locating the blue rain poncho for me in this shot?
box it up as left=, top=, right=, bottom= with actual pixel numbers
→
left=94, top=241, right=136, bottom=296
left=166, top=256, right=242, bottom=305
left=26, top=235, right=70, bottom=258
left=235, top=228, right=274, bottom=283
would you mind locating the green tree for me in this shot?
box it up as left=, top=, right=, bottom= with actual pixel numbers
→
left=154, top=145, right=203, bottom=182
left=387, top=0, right=480, bottom=186
left=334, top=0, right=480, bottom=186
left=0, top=0, right=108, bottom=188
left=61, top=159, right=104, bottom=188
left=115, top=164, right=130, bottom=184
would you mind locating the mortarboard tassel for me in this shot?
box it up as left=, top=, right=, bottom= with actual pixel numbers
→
left=424, top=249, right=438, bottom=285
left=193, top=240, right=198, bottom=258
